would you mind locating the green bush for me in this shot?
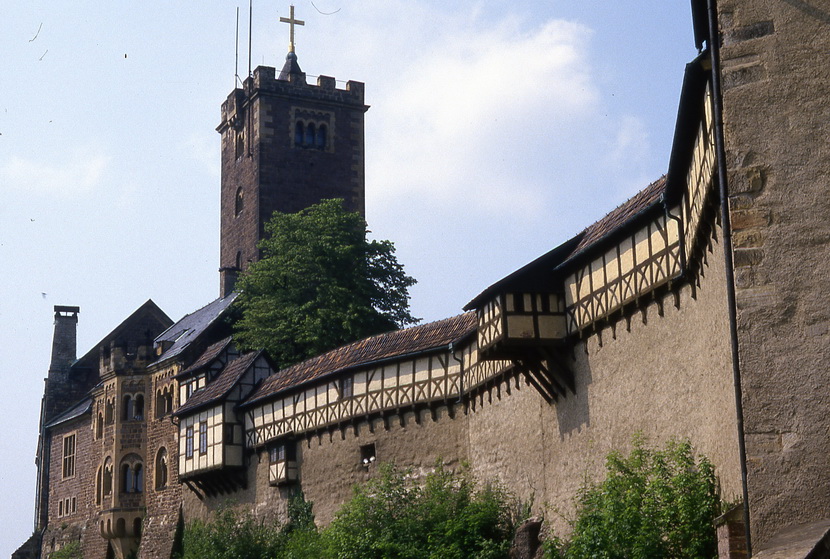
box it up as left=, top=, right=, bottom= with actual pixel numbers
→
left=49, top=541, right=82, bottom=559
left=322, top=462, right=513, bottom=559
left=176, top=464, right=515, bottom=559
left=550, top=436, right=721, bottom=559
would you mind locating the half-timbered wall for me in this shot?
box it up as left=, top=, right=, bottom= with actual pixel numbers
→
left=565, top=212, right=683, bottom=333
left=683, top=82, right=716, bottom=265
left=178, top=406, right=223, bottom=477
left=245, top=352, right=462, bottom=449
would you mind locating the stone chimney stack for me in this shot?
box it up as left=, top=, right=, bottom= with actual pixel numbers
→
left=49, top=306, right=79, bottom=374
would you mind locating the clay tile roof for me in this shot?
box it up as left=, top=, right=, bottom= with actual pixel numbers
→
left=465, top=176, right=668, bottom=310
left=176, top=336, right=234, bottom=379
left=244, top=313, right=477, bottom=407
left=175, top=351, right=262, bottom=416
left=564, top=175, right=667, bottom=263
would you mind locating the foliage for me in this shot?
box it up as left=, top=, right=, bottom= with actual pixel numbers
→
left=175, top=464, right=515, bottom=559
left=234, top=199, right=418, bottom=368
left=322, top=462, right=514, bottom=559
left=549, top=436, right=721, bottom=559
left=49, top=541, right=82, bottom=559
left=177, top=507, right=286, bottom=559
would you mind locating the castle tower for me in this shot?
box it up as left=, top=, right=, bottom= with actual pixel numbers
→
left=217, top=8, right=368, bottom=296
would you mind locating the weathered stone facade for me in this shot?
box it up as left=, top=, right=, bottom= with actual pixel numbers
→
left=716, top=0, right=830, bottom=549
left=19, top=2, right=830, bottom=558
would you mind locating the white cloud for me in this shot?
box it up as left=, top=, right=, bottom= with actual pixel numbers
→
left=0, top=150, right=109, bottom=196
left=358, top=14, right=599, bottom=217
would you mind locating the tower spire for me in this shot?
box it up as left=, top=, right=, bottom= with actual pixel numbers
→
left=279, top=5, right=305, bottom=54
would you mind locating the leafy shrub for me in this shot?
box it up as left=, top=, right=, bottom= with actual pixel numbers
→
left=322, top=462, right=513, bottom=559
left=49, top=541, right=82, bottom=559
left=176, top=464, right=515, bottom=559
left=549, top=436, right=721, bottom=559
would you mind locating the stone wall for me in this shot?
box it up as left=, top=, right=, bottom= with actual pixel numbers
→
left=181, top=404, right=468, bottom=527
left=718, top=0, right=830, bottom=547
left=468, top=227, right=742, bottom=537
left=40, top=415, right=106, bottom=558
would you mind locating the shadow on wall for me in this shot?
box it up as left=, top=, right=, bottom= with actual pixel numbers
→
left=556, top=350, right=592, bottom=439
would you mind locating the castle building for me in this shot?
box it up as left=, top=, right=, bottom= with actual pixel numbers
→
left=15, top=1, right=830, bottom=558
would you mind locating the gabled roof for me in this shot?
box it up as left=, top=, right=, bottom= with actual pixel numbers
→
left=559, top=175, right=667, bottom=267
left=175, top=336, right=234, bottom=379
left=73, top=299, right=172, bottom=370
left=244, top=313, right=477, bottom=408
left=154, top=293, right=237, bottom=364
left=465, top=176, right=667, bottom=310
left=44, top=397, right=92, bottom=429
left=175, top=351, right=263, bottom=417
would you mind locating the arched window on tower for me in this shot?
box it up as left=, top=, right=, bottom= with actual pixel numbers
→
left=103, top=458, right=113, bottom=496
left=105, top=400, right=114, bottom=425
left=235, top=187, right=244, bottom=217
left=295, top=121, right=304, bottom=146
left=316, top=124, right=327, bottom=150
left=122, top=395, right=133, bottom=421
left=235, top=251, right=242, bottom=270
left=305, top=122, right=316, bottom=146
left=155, top=389, right=164, bottom=419
left=96, top=466, right=103, bottom=505
left=133, top=463, right=143, bottom=493
left=234, top=130, right=245, bottom=159
left=96, top=412, right=104, bottom=439
left=133, top=394, right=144, bottom=420
left=121, top=463, right=132, bottom=493
left=155, top=448, right=168, bottom=490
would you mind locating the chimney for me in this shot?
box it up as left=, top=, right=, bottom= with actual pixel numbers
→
left=49, top=306, right=79, bottom=374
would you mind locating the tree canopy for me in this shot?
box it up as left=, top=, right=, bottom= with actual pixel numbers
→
left=234, top=199, right=418, bottom=368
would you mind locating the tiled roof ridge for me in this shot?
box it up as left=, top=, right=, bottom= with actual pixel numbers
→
left=175, top=350, right=262, bottom=416
left=177, top=336, right=234, bottom=377
left=567, top=175, right=667, bottom=260
left=244, top=312, right=477, bottom=406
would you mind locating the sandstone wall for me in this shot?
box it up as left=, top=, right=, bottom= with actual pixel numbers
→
left=718, top=0, right=830, bottom=547
left=468, top=229, right=742, bottom=537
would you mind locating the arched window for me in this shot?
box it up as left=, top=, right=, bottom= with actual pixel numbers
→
left=133, top=394, right=144, bottom=420
left=234, top=130, right=245, bottom=159
left=155, top=448, right=168, bottom=490
left=155, top=390, right=164, bottom=419
left=235, top=251, right=242, bottom=270
left=294, top=121, right=304, bottom=146
left=115, top=518, right=126, bottom=538
left=96, top=412, right=104, bottom=439
left=122, top=395, right=133, bottom=421
left=133, top=463, right=143, bottom=493
left=96, top=466, right=103, bottom=505
left=103, top=458, right=113, bottom=496
left=164, top=388, right=173, bottom=415
left=235, top=187, right=244, bottom=216
left=316, top=124, right=327, bottom=150
left=105, top=400, right=114, bottom=425
left=305, top=122, right=316, bottom=146
left=122, top=463, right=132, bottom=493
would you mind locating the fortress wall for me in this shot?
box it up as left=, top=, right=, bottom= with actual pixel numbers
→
left=717, top=0, right=830, bottom=545
left=468, top=229, right=742, bottom=536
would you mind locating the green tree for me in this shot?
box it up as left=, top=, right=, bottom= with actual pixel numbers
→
left=322, top=462, right=514, bottom=559
left=234, top=199, right=418, bottom=368
left=550, top=436, right=721, bottom=559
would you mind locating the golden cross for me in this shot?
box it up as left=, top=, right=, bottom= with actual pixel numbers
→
left=279, top=5, right=305, bottom=54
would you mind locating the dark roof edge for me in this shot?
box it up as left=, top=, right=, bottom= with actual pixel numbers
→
left=241, top=328, right=476, bottom=410
left=173, top=350, right=266, bottom=418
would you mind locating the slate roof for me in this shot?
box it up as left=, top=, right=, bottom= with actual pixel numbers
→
left=175, top=336, right=234, bottom=379
left=175, top=351, right=262, bottom=417
left=244, top=313, right=477, bottom=407
left=466, top=175, right=668, bottom=310
left=45, top=397, right=92, bottom=429
left=154, top=293, right=237, bottom=364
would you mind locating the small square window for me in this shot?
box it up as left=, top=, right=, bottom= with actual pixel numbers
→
left=360, top=443, right=376, bottom=466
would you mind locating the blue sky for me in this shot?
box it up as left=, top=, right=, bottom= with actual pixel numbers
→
left=0, top=1, right=695, bottom=554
